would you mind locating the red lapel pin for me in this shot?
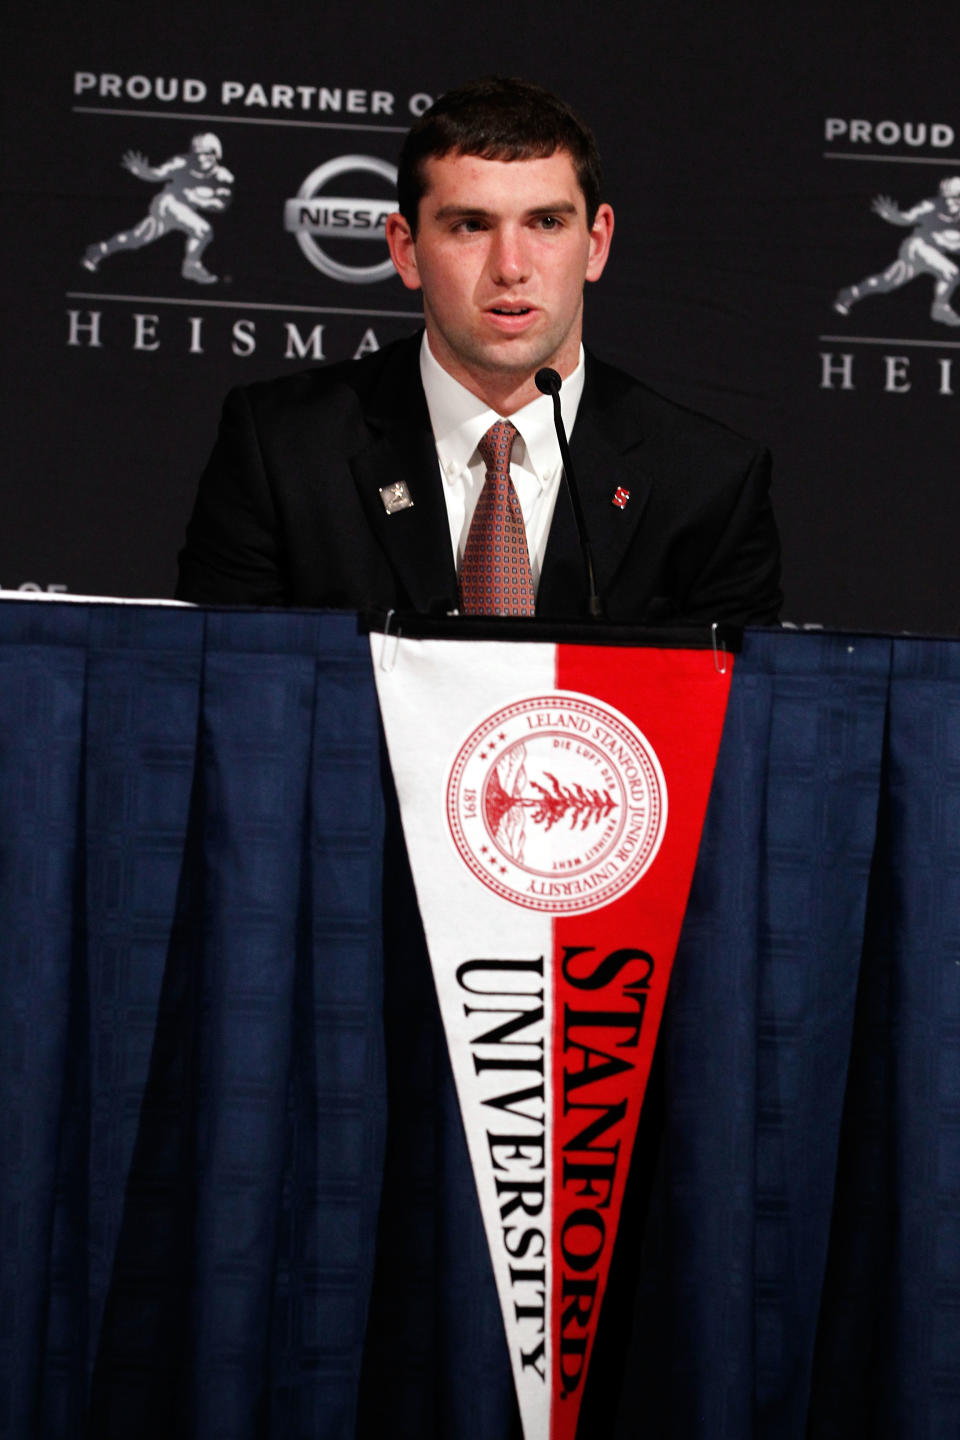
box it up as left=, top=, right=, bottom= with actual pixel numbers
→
left=612, top=486, right=630, bottom=510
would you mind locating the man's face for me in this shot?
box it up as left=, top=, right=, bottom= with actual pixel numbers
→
left=386, top=149, right=613, bottom=408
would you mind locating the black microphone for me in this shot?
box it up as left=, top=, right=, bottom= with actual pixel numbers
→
left=535, top=367, right=603, bottom=618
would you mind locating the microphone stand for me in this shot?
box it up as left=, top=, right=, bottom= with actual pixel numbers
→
left=535, top=367, right=603, bottom=619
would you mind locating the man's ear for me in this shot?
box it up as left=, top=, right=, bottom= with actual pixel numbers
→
left=585, top=203, right=614, bottom=283
left=386, top=212, right=422, bottom=292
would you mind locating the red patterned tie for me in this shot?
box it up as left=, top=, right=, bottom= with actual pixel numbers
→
left=459, top=420, right=536, bottom=617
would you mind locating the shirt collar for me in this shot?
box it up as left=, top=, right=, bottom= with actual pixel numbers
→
left=420, top=332, right=586, bottom=489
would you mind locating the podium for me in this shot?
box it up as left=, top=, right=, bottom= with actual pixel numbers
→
left=1, top=599, right=957, bottom=1438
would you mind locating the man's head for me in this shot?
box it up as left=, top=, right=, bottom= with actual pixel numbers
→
left=386, top=78, right=614, bottom=413
left=397, top=76, right=602, bottom=236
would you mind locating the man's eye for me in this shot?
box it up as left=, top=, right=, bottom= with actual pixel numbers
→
left=537, top=215, right=562, bottom=230
left=453, top=218, right=486, bottom=233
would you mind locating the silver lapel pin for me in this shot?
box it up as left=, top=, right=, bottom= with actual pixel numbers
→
left=379, top=481, right=415, bottom=514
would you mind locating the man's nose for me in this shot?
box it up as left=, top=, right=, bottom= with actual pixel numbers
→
left=490, top=227, right=529, bottom=285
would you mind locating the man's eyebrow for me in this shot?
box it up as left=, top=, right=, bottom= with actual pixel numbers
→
left=432, top=204, right=494, bottom=220
left=431, top=200, right=580, bottom=220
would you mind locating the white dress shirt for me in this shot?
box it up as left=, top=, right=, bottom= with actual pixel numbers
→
left=419, top=333, right=586, bottom=592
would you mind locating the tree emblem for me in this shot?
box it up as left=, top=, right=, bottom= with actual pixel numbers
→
left=447, top=692, right=666, bottom=914
left=483, top=743, right=617, bottom=862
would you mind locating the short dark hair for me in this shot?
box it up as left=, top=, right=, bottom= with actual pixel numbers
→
left=396, top=76, right=603, bottom=233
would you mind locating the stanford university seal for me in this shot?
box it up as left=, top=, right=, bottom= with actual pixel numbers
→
left=445, top=691, right=667, bottom=914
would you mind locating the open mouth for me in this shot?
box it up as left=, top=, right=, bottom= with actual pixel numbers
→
left=489, top=305, right=533, bottom=316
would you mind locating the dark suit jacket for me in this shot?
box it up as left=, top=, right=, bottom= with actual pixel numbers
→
left=176, top=332, right=781, bottom=624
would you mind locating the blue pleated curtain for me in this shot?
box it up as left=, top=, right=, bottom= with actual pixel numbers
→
left=0, top=605, right=957, bottom=1439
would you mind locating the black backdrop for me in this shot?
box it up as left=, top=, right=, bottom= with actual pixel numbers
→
left=5, top=1, right=960, bottom=632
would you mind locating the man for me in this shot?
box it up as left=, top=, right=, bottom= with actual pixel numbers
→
left=82, top=133, right=233, bottom=286
left=176, top=78, right=780, bottom=623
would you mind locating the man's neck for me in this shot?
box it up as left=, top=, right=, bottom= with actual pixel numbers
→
left=420, top=335, right=586, bottom=463
left=436, top=364, right=570, bottom=416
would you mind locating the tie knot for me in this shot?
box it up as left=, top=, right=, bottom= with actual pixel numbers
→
left=477, top=419, right=518, bottom=474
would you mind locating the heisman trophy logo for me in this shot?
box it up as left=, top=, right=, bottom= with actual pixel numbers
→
left=446, top=692, right=667, bottom=914
left=834, top=176, right=960, bottom=326
left=81, top=133, right=234, bottom=285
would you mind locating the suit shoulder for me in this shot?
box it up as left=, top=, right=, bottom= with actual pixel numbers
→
left=222, top=331, right=422, bottom=437
left=585, top=353, right=766, bottom=465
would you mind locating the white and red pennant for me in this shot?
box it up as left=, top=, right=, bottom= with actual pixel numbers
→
left=373, top=636, right=732, bottom=1440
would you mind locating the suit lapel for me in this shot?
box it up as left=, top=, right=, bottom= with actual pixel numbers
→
left=348, top=340, right=459, bottom=615
left=537, top=357, right=656, bottom=617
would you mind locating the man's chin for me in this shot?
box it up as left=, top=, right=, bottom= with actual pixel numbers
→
left=426, top=322, right=577, bottom=399
left=465, top=335, right=562, bottom=378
